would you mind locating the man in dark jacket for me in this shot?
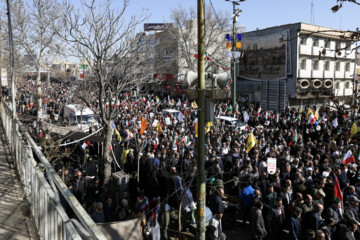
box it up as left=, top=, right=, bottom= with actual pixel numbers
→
left=289, top=207, right=302, bottom=240
left=250, top=201, right=267, bottom=240
left=85, top=156, right=97, bottom=177
left=340, top=220, right=357, bottom=240
left=72, top=170, right=86, bottom=204
left=268, top=197, right=285, bottom=240
left=103, top=198, right=114, bottom=222
left=307, top=203, right=324, bottom=231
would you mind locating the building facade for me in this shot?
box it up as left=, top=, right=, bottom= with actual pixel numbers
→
left=237, top=23, right=356, bottom=112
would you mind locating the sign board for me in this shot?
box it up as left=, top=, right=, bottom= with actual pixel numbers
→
left=144, top=23, right=171, bottom=32
left=152, top=119, right=158, bottom=127
left=267, top=158, right=277, bottom=175
left=1, top=68, right=8, bottom=87
left=79, top=69, right=84, bottom=78
left=165, top=117, right=171, bottom=126
left=239, top=31, right=290, bottom=80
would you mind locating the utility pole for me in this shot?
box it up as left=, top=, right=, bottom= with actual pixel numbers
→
left=196, top=0, right=206, bottom=239
left=226, top=0, right=244, bottom=111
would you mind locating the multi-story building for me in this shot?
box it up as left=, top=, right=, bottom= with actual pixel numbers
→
left=237, top=22, right=356, bottom=111
left=139, top=21, right=231, bottom=95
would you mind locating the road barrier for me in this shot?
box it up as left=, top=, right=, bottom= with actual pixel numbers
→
left=1, top=100, right=107, bottom=240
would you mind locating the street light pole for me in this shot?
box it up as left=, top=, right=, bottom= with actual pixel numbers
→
left=226, top=0, right=243, bottom=111
left=197, top=0, right=206, bottom=239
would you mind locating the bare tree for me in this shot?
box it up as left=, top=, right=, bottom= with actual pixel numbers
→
left=169, top=5, right=231, bottom=76
left=7, top=0, right=63, bottom=120
left=58, top=0, right=152, bottom=185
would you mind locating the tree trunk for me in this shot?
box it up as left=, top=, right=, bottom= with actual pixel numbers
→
left=36, top=70, right=42, bottom=121
left=102, top=125, right=113, bottom=186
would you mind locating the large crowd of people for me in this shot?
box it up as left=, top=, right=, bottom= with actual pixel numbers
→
left=11, top=81, right=360, bottom=240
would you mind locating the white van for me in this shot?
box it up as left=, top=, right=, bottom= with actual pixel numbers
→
left=63, top=104, right=98, bottom=132
left=216, top=116, right=248, bottom=130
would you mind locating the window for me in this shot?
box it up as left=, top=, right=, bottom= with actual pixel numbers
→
left=300, top=37, right=307, bottom=45
left=346, top=43, right=352, bottom=51
left=164, top=49, right=168, bottom=56
left=336, top=82, right=340, bottom=89
left=336, top=62, right=340, bottom=71
left=325, top=39, right=331, bottom=48
left=156, top=51, right=160, bottom=57
left=313, top=39, right=319, bottom=47
left=300, top=59, right=307, bottom=70
left=324, top=61, right=330, bottom=71
left=149, top=39, right=154, bottom=47
left=336, top=42, right=342, bottom=50
left=346, top=82, right=350, bottom=88
left=346, top=62, right=351, bottom=71
left=313, top=60, right=319, bottom=70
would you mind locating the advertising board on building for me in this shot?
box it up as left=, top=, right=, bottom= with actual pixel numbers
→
left=144, top=23, right=171, bottom=32
left=239, top=31, right=290, bottom=81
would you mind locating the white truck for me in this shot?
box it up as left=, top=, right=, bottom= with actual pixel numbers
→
left=63, top=104, right=98, bottom=132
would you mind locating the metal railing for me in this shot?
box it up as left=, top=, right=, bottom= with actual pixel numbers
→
left=1, top=100, right=107, bottom=240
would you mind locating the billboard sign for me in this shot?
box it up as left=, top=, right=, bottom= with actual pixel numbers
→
left=144, top=23, right=171, bottom=32
left=239, top=31, right=290, bottom=80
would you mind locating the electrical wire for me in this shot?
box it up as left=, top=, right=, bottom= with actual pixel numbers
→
left=209, top=0, right=222, bottom=27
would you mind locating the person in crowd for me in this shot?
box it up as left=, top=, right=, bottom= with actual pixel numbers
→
left=208, top=210, right=226, bottom=240
left=250, top=201, right=267, bottom=240
left=289, top=207, right=303, bottom=240
left=91, top=202, right=105, bottom=223
left=268, top=197, right=285, bottom=240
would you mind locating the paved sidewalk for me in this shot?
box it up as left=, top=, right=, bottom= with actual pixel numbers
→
left=0, top=126, right=39, bottom=240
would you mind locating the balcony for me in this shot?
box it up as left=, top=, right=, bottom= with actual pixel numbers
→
left=311, top=70, right=323, bottom=78
left=335, top=71, right=345, bottom=78
left=298, top=69, right=311, bottom=78
left=324, top=71, right=334, bottom=78
left=299, top=44, right=312, bottom=55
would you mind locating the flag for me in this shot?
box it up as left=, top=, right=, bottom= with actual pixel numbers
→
left=114, top=128, right=122, bottom=142
left=294, top=129, right=298, bottom=143
left=144, top=103, right=151, bottom=113
left=308, top=114, right=315, bottom=125
left=342, top=150, right=355, bottom=165
left=314, top=110, right=319, bottom=121
left=246, top=132, right=257, bottom=153
left=140, top=117, right=147, bottom=136
left=156, top=122, right=163, bottom=134
left=178, top=112, right=184, bottom=122
left=334, top=177, right=343, bottom=201
left=195, top=123, right=198, bottom=138
left=306, top=109, right=313, bottom=119
left=192, top=101, right=197, bottom=110
left=121, top=149, right=129, bottom=164
left=332, top=118, right=338, bottom=128
left=350, top=123, right=360, bottom=138
left=176, top=99, right=181, bottom=107
left=206, top=122, right=213, bottom=133
left=256, top=107, right=261, bottom=117
left=243, top=111, right=250, bottom=123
